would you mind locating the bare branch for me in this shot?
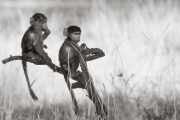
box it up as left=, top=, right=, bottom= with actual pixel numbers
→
left=2, top=55, right=63, bottom=74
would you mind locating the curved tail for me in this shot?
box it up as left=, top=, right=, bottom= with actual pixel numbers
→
left=22, top=52, right=38, bottom=101
left=22, top=52, right=30, bottom=88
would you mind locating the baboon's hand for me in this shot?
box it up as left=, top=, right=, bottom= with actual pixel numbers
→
left=45, top=29, right=51, bottom=35
left=43, top=45, right=48, bottom=49
left=29, top=88, right=38, bottom=101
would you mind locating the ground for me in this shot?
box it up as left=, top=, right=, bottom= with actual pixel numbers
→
left=0, top=0, right=180, bottom=119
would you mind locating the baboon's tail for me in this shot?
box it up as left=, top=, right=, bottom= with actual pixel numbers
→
left=22, top=52, right=30, bottom=88
left=22, top=52, right=38, bottom=101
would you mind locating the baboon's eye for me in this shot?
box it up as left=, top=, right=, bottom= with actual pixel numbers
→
left=74, top=32, right=81, bottom=35
left=41, top=21, right=47, bottom=24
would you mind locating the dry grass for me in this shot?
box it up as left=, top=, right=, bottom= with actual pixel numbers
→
left=1, top=0, right=180, bottom=119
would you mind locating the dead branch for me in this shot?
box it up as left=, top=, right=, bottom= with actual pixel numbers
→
left=2, top=55, right=63, bottom=74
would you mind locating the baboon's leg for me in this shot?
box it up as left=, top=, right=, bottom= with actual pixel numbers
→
left=71, top=71, right=85, bottom=88
left=72, top=82, right=85, bottom=89
left=26, top=52, right=41, bottom=60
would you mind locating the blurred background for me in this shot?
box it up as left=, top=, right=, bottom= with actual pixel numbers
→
left=1, top=0, right=180, bottom=119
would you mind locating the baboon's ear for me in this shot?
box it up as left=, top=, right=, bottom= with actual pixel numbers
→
left=63, top=28, right=68, bottom=36
left=30, top=18, right=35, bottom=25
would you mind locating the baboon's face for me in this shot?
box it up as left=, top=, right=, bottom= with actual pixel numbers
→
left=68, top=32, right=81, bottom=43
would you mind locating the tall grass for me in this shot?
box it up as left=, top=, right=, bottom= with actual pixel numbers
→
left=0, top=0, right=180, bottom=119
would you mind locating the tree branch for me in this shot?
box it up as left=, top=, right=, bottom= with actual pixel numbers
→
left=2, top=46, right=104, bottom=74
left=2, top=55, right=63, bottom=74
